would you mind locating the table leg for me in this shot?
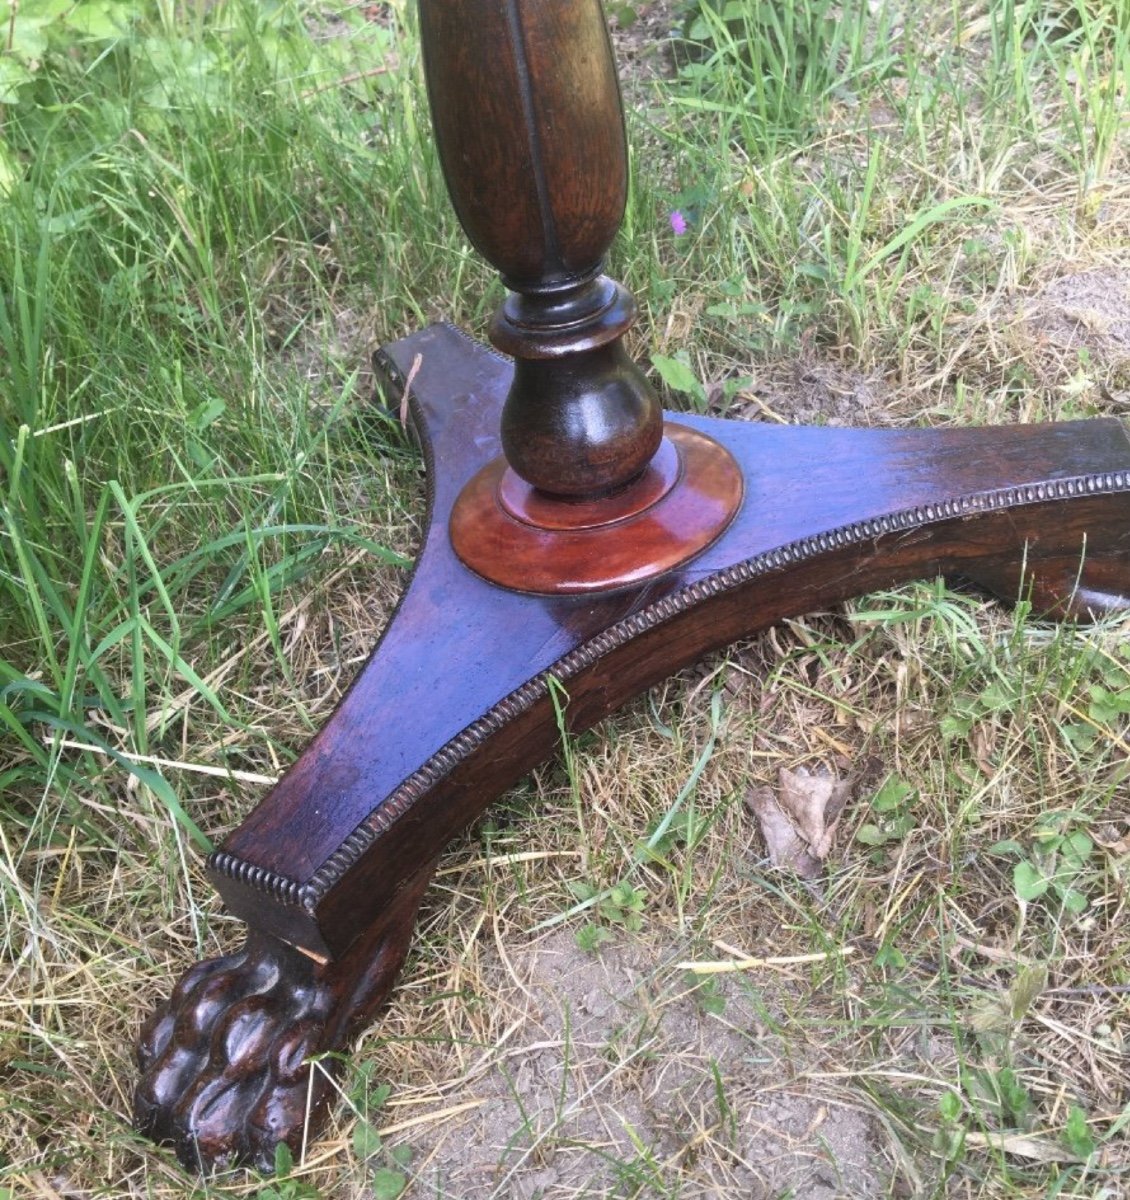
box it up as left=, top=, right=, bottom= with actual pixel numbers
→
left=134, top=0, right=1130, bottom=1172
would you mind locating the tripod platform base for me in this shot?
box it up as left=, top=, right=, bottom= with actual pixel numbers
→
left=135, top=324, right=1130, bottom=1172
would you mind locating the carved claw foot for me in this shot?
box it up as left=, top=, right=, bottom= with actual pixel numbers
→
left=135, top=326, right=1130, bottom=1174
left=135, top=934, right=334, bottom=1173
left=135, top=865, right=435, bottom=1173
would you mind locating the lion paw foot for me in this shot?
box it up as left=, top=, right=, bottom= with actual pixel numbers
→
left=135, top=935, right=337, bottom=1172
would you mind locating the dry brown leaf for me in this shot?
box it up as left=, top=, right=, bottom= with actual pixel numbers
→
left=745, top=785, right=822, bottom=878
left=1093, top=827, right=1130, bottom=856
left=399, top=352, right=422, bottom=428
left=961, top=1131, right=1084, bottom=1164
left=745, top=765, right=856, bottom=880
left=971, top=722, right=997, bottom=779
left=778, top=765, right=853, bottom=858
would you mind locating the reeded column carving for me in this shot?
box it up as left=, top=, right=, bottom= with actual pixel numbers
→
left=419, top=0, right=661, bottom=498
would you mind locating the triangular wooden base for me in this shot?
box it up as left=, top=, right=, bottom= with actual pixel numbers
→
left=136, top=324, right=1130, bottom=1172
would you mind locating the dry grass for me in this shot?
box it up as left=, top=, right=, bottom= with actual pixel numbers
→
left=3, top=0, right=1130, bottom=1197
left=6, top=574, right=1128, bottom=1198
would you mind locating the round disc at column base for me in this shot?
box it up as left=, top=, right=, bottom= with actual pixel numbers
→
left=498, top=435, right=682, bottom=531
left=449, top=423, right=744, bottom=595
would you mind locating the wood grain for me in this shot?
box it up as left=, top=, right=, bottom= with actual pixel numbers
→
left=138, top=325, right=1130, bottom=1171
left=210, top=326, right=1130, bottom=961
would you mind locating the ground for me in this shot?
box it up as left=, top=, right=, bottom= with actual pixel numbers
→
left=2, top=1, right=1129, bottom=1198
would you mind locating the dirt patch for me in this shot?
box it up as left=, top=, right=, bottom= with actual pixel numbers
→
left=609, top=0, right=684, bottom=91
left=726, top=358, right=890, bottom=427
left=1020, top=267, right=1130, bottom=383
left=393, top=931, right=886, bottom=1198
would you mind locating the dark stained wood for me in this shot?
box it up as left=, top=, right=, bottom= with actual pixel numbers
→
left=498, top=343, right=663, bottom=499
left=420, top=0, right=737, bottom=586
left=134, top=0, right=1130, bottom=1175
left=204, top=325, right=1130, bottom=957
left=419, top=0, right=661, bottom=499
left=136, top=859, right=436, bottom=1172
left=964, top=554, right=1129, bottom=619
left=498, top=435, right=682, bottom=530
left=419, top=0, right=626, bottom=290
left=137, top=326, right=1130, bottom=1173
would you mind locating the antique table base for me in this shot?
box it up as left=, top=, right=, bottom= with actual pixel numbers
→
left=134, top=0, right=1130, bottom=1175
left=135, top=323, right=1130, bottom=1171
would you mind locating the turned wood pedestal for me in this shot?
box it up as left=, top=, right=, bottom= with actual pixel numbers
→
left=134, top=0, right=1130, bottom=1173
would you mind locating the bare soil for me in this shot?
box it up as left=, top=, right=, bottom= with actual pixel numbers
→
left=1021, top=266, right=1130, bottom=385
left=395, top=929, right=885, bottom=1198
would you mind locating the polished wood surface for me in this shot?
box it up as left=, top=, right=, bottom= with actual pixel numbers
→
left=450, top=423, right=744, bottom=593
left=419, top=0, right=626, bottom=291
left=420, top=0, right=661, bottom=500
left=136, top=324, right=1130, bottom=1170
left=422, top=0, right=742, bottom=586
left=213, top=325, right=1130, bottom=957
left=134, top=0, right=1130, bottom=1175
left=136, top=860, right=436, bottom=1173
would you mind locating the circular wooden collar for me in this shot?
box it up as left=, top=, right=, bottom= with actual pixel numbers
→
left=449, top=423, right=743, bottom=594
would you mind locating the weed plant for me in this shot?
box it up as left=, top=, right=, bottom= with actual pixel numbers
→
left=1, top=0, right=1128, bottom=1196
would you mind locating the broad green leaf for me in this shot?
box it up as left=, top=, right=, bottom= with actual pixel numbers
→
left=1008, top=965, right=1047, bottom=1020
left=996, top=1067, right=1030, bottom=1117
left=0, top=57, right=34, bottom=104
left=352, top=1122, right=382, bottom=1160
left=65, top=1, right=129, bottom=39
left=1013, top=861, right=1049, bottom=901
left=7, top=17, right=48, bottom=60
left=1088, top=684, right=1130, bottom=723
left=1058, top=886, right=1089, bottom=914
left=651, top=353, right=704, bottom=400
left=938, top=1091, right=962, bottom=1122
left=939, top=714, right=972, bottom=740
left=978, top=680, right=1016, bottom=712
left=1062, top=830, right=1093, bottom=866
left=190, top=397, right=226, bottom=431
left=1061, top=723, right=1096, bottom=751
left=988, top=839, right=1024, bottom=856
left=12, top=0, right=72, bottom=18
left=575, top=923, right=614, bottom=952
left=873, top=774, right=914, bottom=812
left=568, top=880, right=598, bottom=902
left=372, top=1167, right=407, bottom=1200
left=273, top=1141, right=294, bottom=1177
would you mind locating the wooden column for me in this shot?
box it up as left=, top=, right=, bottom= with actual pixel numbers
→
left=133, top=0, right=1130, bottom=1175
left=420, top=0, right=742, bottom=593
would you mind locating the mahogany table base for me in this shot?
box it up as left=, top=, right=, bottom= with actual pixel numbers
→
left=135, top=322, right=1130, bottom=1172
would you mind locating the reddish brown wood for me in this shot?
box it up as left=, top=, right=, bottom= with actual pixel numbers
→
left=421, top=0, right=748, bottom=589
left=133, top=0, right=1130, bottom=1176
left=498, top=435, right=683, bottom=530
left=419, top=0, right=625, bottom=290
left=965, top=554, right=1129, bottom=619
left=419, top=0, right=661, bottom=499
left=135, top=860, right=436, bottom=1172
left=450, top=424, right=744, bottom=593
left=136, top=326, right=1130, bottom=1172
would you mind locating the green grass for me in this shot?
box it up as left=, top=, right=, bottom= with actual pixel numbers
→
left=2, top=0, right=1129, bottom=1196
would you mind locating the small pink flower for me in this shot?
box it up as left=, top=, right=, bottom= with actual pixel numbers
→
left=669, top=209, right=688, bottom=236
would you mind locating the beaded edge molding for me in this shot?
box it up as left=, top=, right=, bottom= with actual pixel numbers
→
left=209, top=460, right=1130, bottom=914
